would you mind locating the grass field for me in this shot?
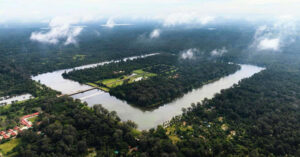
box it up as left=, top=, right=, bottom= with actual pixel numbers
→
left=87, top=83, right=109, bottom=92
left=72, top=54, right=86, bottom=61
left=0, top=138, right=20, bottom=156
left=97, top=69, right=157, bottom=89
left=101, top=78, right=124, bottom=88
left=28, top=116, right=38, bottom=123
left=132, top=69, right=157, bottom=77
left=86, top=65, right=178, bottom=92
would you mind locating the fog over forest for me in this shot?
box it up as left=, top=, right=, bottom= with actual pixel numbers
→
left=0, top=1, right=299, bottom=157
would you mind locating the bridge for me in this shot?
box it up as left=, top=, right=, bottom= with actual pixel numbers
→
left=58, top=87, right=97, bottom=97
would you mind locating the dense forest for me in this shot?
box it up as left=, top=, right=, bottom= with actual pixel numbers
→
left=13, top=96, right=138, bottom=157
left=5, top=64, right=299, bottom=156
left=0, top=25, right=252, bottom=97
left=0, top=24, right=253, bottom=75
left=0, top=63, right=34, bottom=97
left=110, top=61, right=239, bottom=108
left=64, top=53, right=240, bottom=108
left=135, top=65, right=300, bottom=156
left=0, top=23, right=299, bottom=156
left=0, top=59, right=57, bottom=98
left=62, top=54, right=177, bottom=84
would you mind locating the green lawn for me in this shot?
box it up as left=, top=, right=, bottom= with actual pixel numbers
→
left=28, top=116, right=38, bottom=123
left=0, top=138, right=20, bottom=155
left=73, top=54, right=86, bottom=61
left=132, top=69, right=157, bottom=77
left=131, top=69, right=144, bottom=74
left=101, top=78, right=124, bottom=88
left=87, top=83, right=109, bottom=92
left=97, top=69, right=157, bottom=90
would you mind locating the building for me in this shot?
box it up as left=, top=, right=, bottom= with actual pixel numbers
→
left=20, top=112, right=39, bottom=127
left=3, top=134, right=10, bottom=139
left=0, top=131, right=6, bottom=136
left=20, top=126, right=28, bottom=132
left=14, top=126, right=20, bottom=131
left=0, top=112, right=40, bottom=141
left=11, top=131, right=17, bottom=136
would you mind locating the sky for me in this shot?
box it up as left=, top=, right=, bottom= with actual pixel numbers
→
left=0, top=0, right=300, bottom=23
left=1, top=0, right=298, bottom=50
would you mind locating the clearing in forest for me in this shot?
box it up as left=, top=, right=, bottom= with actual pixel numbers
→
left=94, top=69, right=157, bottom=89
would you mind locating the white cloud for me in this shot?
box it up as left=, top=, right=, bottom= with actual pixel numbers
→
left=149, top=29, right=160, bottom=39
left=1, top=0, right=300, bottom=23
left=163, top=13, right=195, bottom=26
left=181, top=48, right=198, bottom=59
left=199, top=16, right=215, bottom=25
left=162, top=12, right=215, bottom=26
left=30, top=17, right=83, bottom=45
left=101, top=17, right=132, bottom=28
left=102, top=17, right=116, bottom=28
left=210, top=47, right=228, bottom=56
left=208, top=27, right=216, bottom=31
left=251, top=15, right=297, bottom=51
left=258, top=38, right=280, bottom=51
left=64, top=27, right=83, bottom=45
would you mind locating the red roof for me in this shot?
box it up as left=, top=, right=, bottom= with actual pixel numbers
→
left=21, top=119, right=28, bottom=126
left=21, top=112, right=39, bottom=119
left=0, top=131, right=6, bottom=135
left=3, top=134, right=10, bottom=139
left=20, top=112, right=39, bottom=127
left=0, top=112, right=40, bottom=140
left=11, top=131, right=17, bottom=136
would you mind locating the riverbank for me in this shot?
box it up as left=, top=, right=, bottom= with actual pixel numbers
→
left=0, top=94, right=33, bottom=106
left=31, top=53, right=265, bottom=129
left=72, top=65, right=265, bottom=130
left=32, top=53, right=159, bottom=95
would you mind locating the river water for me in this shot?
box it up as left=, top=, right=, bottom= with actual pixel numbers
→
left=31, top=54, right=265, bottom=130
left=0, top=94, right=33, bottom=106
left=32, top=53, right=158, bottom=95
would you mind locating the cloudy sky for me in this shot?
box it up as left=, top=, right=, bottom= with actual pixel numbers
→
left=2, top=0, right=298, bottom=48
left=0, top=0, right=299, bottom=23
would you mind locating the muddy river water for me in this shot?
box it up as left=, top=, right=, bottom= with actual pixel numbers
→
left=32, top=54, right=265, bottom=130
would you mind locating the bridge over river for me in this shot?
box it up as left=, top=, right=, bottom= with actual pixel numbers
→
left=58, top=87, right=97, bottom=97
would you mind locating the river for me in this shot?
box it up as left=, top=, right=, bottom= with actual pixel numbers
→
left=32, top=54, right=265, bottom=130
left=0, top=94, right=33, bottom=106
left=32, top=53, right=158, bottom=95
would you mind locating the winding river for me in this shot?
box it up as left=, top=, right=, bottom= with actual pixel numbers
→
left=32, top=54, right=265, bottom=130
left=32, top=53, right=158, bottom=95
